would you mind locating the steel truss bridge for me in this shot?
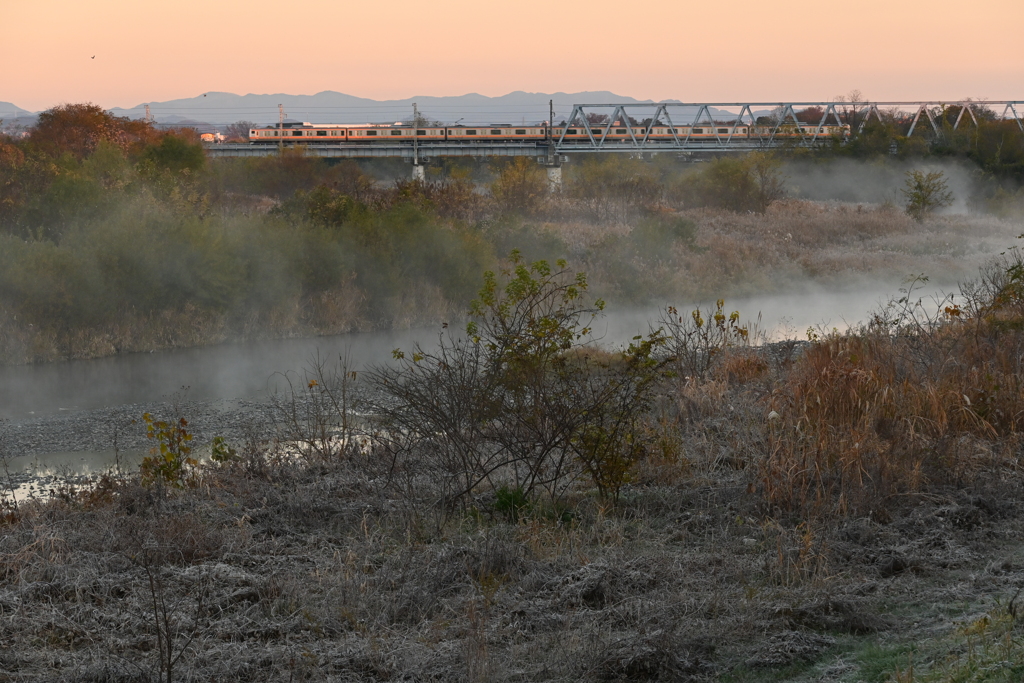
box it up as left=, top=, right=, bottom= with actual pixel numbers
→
left=206, top=100, right=1024, bottom=162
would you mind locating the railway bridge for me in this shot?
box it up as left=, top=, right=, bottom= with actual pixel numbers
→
left=204, top=99, right=1024, bottom=183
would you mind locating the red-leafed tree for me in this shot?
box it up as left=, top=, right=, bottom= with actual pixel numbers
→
left=30, top=103, right=160, bottom=160
left=795, top=106, right=825, bottom=123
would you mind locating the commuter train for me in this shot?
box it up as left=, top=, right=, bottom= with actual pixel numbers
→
left=247, top=121, right=850, bottom=144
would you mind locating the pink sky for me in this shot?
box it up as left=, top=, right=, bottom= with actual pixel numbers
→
left=5, top=0, right=1023, bottom=112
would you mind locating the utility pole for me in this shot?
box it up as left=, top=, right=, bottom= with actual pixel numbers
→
left=548, top=99, right=554, bottom=144
left=412, top=102, right=419, bottom=167
left=278, top=104, right=285, bottom=152
left=545, top=99, right=561, bottom=192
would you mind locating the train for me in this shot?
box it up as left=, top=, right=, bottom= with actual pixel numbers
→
left=247, top=121, right=850, bottom=144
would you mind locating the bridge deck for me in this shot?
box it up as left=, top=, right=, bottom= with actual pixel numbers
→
left=206, top=139, right=810, bottom=158
left=205, top=100, right=1023, bottom=160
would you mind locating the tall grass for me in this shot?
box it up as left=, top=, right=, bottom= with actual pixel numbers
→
left=0, top=190, right=492, bottom=362
left=759, top=254, right=1024, bottom=519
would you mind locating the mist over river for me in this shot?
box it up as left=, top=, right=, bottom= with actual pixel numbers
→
left=0, top=281, right=920, bottom=422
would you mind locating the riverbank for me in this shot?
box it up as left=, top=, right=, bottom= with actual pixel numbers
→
left=2, top=390, right=1023, bottom=682
left=3, top=318, right=1024, bottom=681
left=3, top=202, right=1020, bottom=366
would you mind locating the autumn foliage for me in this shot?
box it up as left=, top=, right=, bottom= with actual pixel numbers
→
left=29, top=103, right=162, bottom=160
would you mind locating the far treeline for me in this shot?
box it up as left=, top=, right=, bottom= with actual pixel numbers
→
left=0, top=102, right=1023, bottom=364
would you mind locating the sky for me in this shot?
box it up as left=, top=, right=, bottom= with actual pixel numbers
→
left=4, top=0, right=1023, bottom=112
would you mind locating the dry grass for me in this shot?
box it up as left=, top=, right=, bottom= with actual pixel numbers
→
left=0, top=278, right=461, bottom=364
left=3, top=201, right=1019, bottom=365
left=543, top=201, right=1023, bottom=304
left=3, top=206, right=1024, bottom=680
left=2, top=346, right=1024, bottom=681
left=757, top=264, right=1024, bottom=520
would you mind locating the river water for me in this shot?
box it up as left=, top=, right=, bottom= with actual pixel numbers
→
left=0, top=281, right=929, bottom=422
left=0, top=281, right=931, bottom=495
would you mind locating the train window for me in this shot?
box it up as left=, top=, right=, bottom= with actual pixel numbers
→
left=566, top=129, right=576, bottom=134
left=693, top=128, right=703, bottom=134
left=316, top=130, right=327, bottom=136
left=391, top=130, right=402, bottom=136
left=491, top=129, right=502, bottom=135
left=515, top=129, right=526, bottom=135
left=416, top=130, right=427, bottom=135
left=465, top=130, right=476, bottom=135
left=718, top=128, right=728, bottom=134
left=616, top=129, right=626, bottom=134
left=366, top=131, right=377, bottom=136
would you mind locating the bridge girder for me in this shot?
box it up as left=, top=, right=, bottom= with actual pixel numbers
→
left=205, top=100, right=1024, bottom=159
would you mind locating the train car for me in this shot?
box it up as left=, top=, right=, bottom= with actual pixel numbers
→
left=248, top=121, right=850, bottom=144
left=448, top=126, right=547, bottom=141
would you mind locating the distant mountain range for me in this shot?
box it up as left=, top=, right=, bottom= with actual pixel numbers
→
left=102, top=91, right=665, bottom=125
left=0, top=92, right=776, bottom=130
left=0, top=102, right=35, bottom=127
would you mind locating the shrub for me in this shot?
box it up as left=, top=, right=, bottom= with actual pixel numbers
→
left=142, top=134, right=206, bottom=174
left=489, top=157, right=547, bottom=216
left=901, top=169, right=953, bottom=220
left=140, top=413, right=197, bottom=488
left=671, top=152, right=785, bottom=213
left=369, top=251, right=668, bottom=514
left=658, top=300, right=755, bottom=381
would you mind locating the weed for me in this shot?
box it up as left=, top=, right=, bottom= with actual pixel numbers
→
left=139, top=413, right=196, bottom=488
left=494, top=486, right=530, bottom=522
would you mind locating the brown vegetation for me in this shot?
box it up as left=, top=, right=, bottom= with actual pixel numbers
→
left=3, top=103, right=1023, bottom=365
left=4, top=251, right=1024, bottom=680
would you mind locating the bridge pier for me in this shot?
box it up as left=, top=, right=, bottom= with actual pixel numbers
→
left=411, top=162, right=426, bottom=182
left=545, top=164, right=562, bottom=193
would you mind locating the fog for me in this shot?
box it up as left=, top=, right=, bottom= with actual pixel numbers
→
left=4, top=143, right=1024, bottom=423
left=0, top=279, right=958, bottom=421
left=0, top=328, right=433, bottom=421
left=782, top=158, right=986, bottom=214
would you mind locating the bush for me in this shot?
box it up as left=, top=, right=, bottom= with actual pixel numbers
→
left=368, top=251, right=668, bottom=517
left=566, top=155, right=661, bottom=221
left=140, top=413, right=197, bottom=488
left=671, top=152, right=785, bottom=213
left=901, top=169, right=954, bottom=220
left=489, top=157, right=547, bottom=215
left=142, top=134, right=206, bottom=174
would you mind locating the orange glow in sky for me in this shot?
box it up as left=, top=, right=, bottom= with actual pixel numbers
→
left=4, top=0, right=1023, bottom=111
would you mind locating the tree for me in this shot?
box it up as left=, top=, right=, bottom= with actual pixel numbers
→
left=901, top=170, right=953, bottom=220
left=489, top=157, right=547, bottom=215
left=670, top=152, right=785, bottom=213
left=30, top=103, right=158, bottom=160
left=369, top=252, right=667, bottom=512
left=749, top=152, right=787, bottom=211
left=795, top=106, right=825, bottom=123
left=566, top=155, right=661, bottom=221
left=142, top=133, right=206, bottom=174
left=223, top=120, right=256, bottom=142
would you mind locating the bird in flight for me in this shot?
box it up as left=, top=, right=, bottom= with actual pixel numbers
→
left=91, top=55, right=95, bottom=59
